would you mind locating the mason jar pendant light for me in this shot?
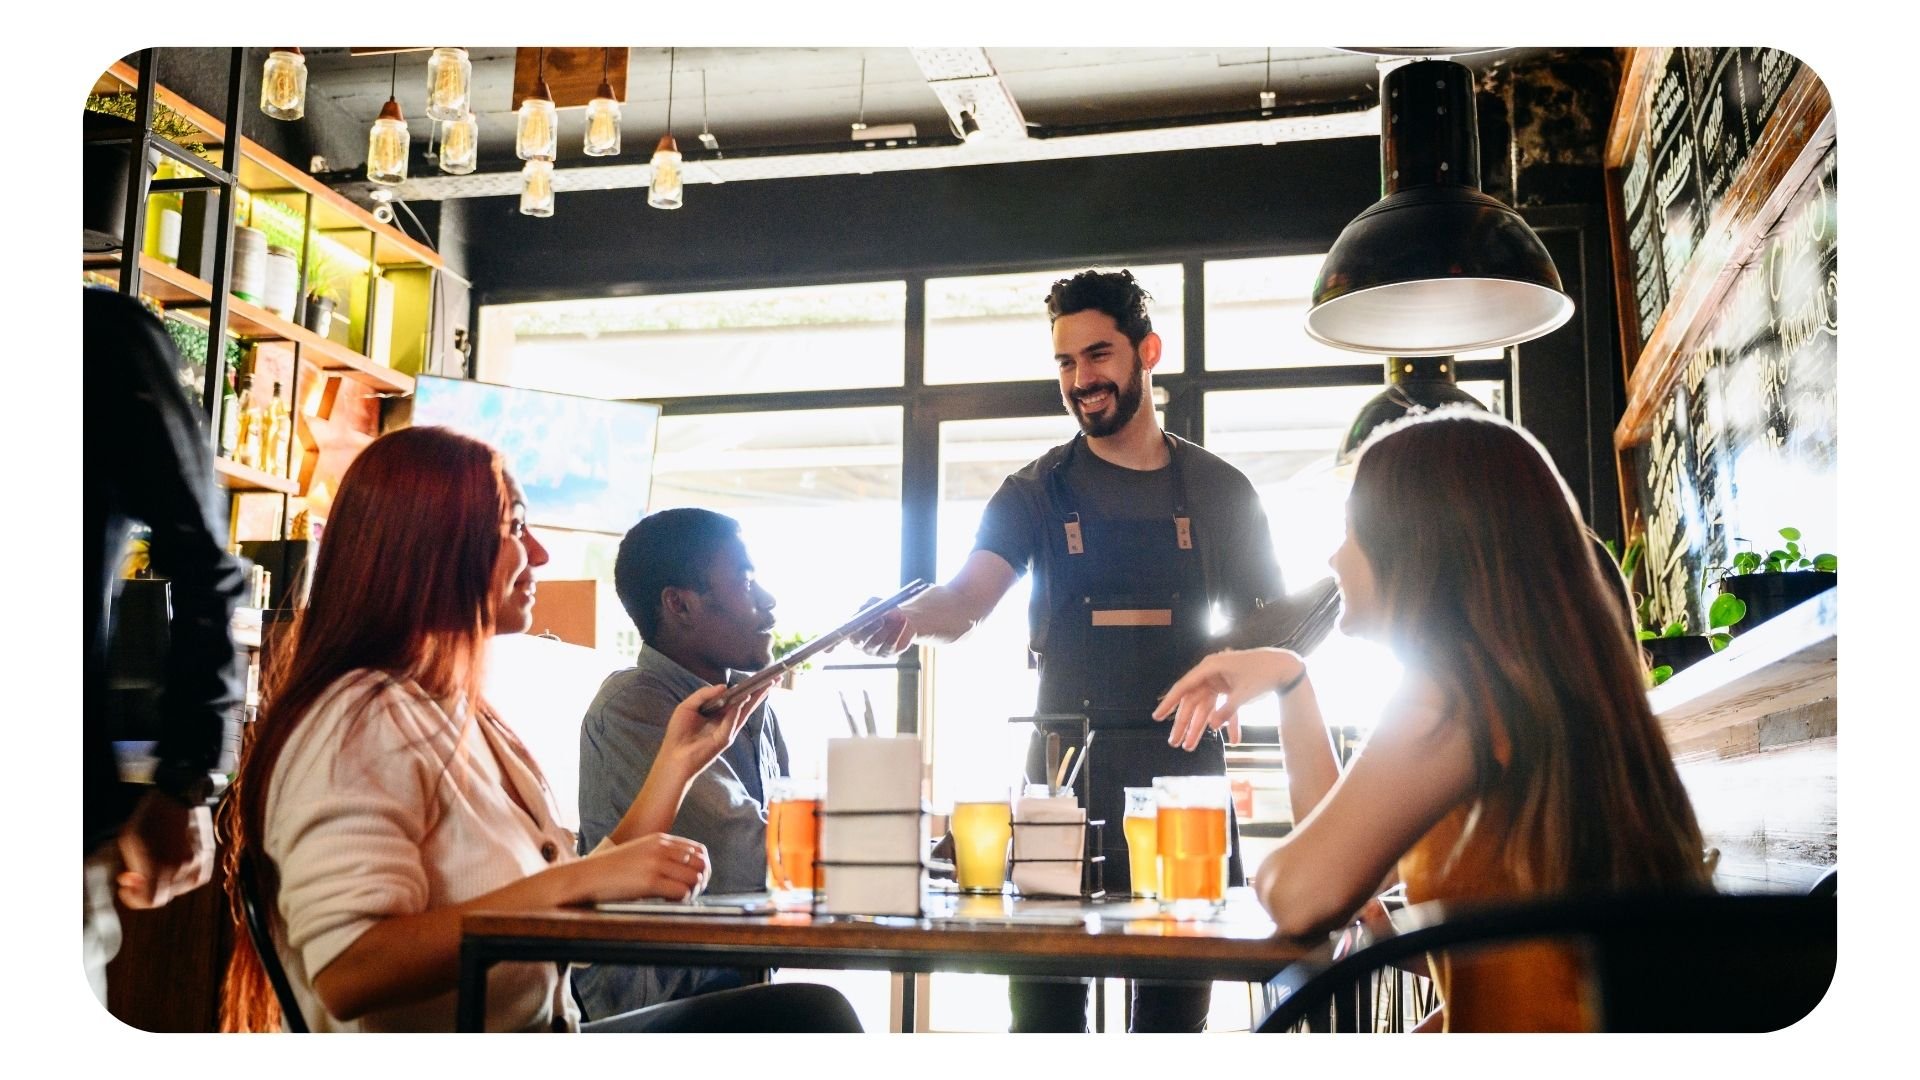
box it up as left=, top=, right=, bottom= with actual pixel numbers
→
left=425, top=47, right=471, bottom=123
left=520, top=157, right=555, bottom=217
left=438, top=109, right=478, bottom=175
left=1306, top=58, right=1573, bottom=355
left=259, top=48, right=306, bottom=121
left=366, top=55, right=410, bottom=186
left=516, top=48, right=558, bottom=161
left=583, top=48, right=623, bottom=157
left=648, top=48, right=683, bottom=209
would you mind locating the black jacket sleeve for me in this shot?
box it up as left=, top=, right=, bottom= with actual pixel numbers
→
left=89, top=288, right=247, bottom=784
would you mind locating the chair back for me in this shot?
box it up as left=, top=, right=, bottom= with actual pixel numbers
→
left=237, top=863, right=310, bottom=1033
left=1259, top=891, right=1835, bottom=1033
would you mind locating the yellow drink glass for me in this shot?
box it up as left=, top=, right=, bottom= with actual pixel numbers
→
left=1123, top=786, right=1159, bottom=899
left=951, top=799, right=1013, bottom=893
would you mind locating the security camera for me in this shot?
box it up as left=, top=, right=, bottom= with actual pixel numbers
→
left=367, top=187, right=397, bottom=224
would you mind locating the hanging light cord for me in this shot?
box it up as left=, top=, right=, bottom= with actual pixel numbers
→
left=701, top=69, right=712, bottom=135
left=857, top=57, right=866, bottom=127
left=602, top=46, right=610, bottom=83
left=388, top=53, right=398, bottom=102
left=665, top=47, right=676, bottom=132
left=1264, top=47, right=1272, bottom=94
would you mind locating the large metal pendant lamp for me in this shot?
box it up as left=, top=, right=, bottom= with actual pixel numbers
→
left=1307, top=59, right=1574, bottom=356
left=1334, top=355, right=1488, bottom=465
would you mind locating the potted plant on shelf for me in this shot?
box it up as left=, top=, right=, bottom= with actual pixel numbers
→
left=1712, top=527, right=1837, bottom=636
left=303, top=253, right=343, bottom=337
left=1605, top=533, right=1715, bottom=687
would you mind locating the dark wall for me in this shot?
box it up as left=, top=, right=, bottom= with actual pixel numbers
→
left=464, top=138, right=1385, bottom=302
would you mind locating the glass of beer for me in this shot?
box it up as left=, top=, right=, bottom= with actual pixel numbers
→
left=1153, top=775, right=1229, bottom=919
left=1123, top=787, right=1159, bottom=899
left=951, top=795, right=1014, bottom=894
left=765, top=777, right=822, bottom=909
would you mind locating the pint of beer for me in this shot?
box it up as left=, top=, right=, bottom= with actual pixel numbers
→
left=951, top=798, right=1013, bottom=893
left=1122, top=787, right=1159, bottom=899
left=766, top=777, right=822, bottom=908
left=1153, top=775, right=1229, bottom=918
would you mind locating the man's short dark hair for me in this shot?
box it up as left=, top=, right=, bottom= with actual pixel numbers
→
left=1045, top=268, right=1154, bottom=347
left=614, top=508, right=743, bottom=642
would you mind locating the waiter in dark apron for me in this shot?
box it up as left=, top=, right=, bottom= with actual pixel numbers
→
left=853, top=269, right=1285, bottom=1032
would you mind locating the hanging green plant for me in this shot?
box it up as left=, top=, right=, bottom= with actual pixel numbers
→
left=86, top=92, right=216, bottom=163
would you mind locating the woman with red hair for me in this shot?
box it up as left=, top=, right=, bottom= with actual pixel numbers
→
left=1155, top=408, right=1710, bottom=1032
left=219, top=426, right=858, bottom=1033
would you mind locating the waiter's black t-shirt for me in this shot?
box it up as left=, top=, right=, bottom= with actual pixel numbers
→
left=972, top=435, right=1284, bottom=636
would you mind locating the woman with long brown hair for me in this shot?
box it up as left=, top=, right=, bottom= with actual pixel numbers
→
left=219, top=426, right=858, bottom=1032
left=1154, top=407, right=1710, bottom=1031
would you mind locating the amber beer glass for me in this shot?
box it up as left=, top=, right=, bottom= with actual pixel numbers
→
left=1122, top=787, right=1159, bottom=898
left=765, top=777, right=822, bottom=908
left=951, top=797, right=1013, bottom=893
left=1153, top=775, right=1229, bottom=918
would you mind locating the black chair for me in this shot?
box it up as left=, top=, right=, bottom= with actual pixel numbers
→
left=1256, top=891, right=1836, bottom=1033
left=236, top=863, right=310, bottom=1032
left=1808, top=865, right=1838, bottom=898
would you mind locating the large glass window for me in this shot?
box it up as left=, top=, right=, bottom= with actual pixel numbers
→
left=649, top=406, right=905, bottom=783
left=925, top=265, right=1184, bottom=384
left=1205, top=255, right=1505, bottom=370
left=476, top=281, right=907, bottom=398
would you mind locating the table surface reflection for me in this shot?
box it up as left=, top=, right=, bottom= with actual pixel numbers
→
left=457, top=886, right=1327, bottom=1031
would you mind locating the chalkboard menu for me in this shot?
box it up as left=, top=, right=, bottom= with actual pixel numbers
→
left=1615, top=48, right=1803, bottom=350
left=1625, top=147, right=1836, bottom=631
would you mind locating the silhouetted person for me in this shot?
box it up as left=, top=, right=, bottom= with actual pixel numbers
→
left=84, top=286, right=247, bottom=1003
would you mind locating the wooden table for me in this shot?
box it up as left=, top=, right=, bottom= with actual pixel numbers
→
left=457, top=887, right=1326, bottom=1031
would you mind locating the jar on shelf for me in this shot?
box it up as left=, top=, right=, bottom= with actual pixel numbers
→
left=230, top=226, right=268, bottom=304
left=262, top=246, right=299, bottom=320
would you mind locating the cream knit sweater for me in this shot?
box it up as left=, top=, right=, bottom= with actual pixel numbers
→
left=264, top=669, right=581, bottom=1032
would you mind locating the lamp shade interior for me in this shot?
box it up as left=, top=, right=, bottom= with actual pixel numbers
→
left=1307, top=277, right=1574, bottom=356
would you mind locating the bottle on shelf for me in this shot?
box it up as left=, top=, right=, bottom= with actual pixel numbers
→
left=143, top=158, right=182, bottom=267
left=264, top=381, right=291, bottom=477
left=218, top=364, right=240, bottom=459
left=236, top=374, right=262, bottom=469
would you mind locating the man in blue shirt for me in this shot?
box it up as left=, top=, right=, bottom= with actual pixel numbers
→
left=574, top=508, right=789, bottom=1019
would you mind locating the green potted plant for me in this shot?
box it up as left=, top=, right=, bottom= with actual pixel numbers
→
left=1606, top=535, right=1710, bottom=687
left=303, top=253, right=343, bottom=337
left=769, top=630, right=813, bottom=689
left=1712, top=527, right=1837, bottom=636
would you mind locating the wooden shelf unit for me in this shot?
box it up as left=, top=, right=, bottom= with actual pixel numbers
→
left=87, top=253, right=415, bottom=395
left=214, top=455, right=301, bottom=495
left=97, top=61, right=446, bottom=272
left=1649, top=588, right=1836, bottom=762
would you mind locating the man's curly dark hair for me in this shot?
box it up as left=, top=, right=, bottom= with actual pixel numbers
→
left=1044, top=268, right=1154, bottom=347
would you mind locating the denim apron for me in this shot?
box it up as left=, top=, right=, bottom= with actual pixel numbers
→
left=1025, top=435, right=1243, bottom=893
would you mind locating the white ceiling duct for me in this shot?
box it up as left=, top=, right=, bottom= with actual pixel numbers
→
left=908, top=47, right=1029, bottom=142
left=394, top=104, right=1378, bottom=201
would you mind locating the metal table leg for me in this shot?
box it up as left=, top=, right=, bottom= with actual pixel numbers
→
left=456, top=939, right=491, bottom=1032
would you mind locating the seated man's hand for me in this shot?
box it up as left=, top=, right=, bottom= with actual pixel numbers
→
left=662, top=683, right=767, bottom=777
